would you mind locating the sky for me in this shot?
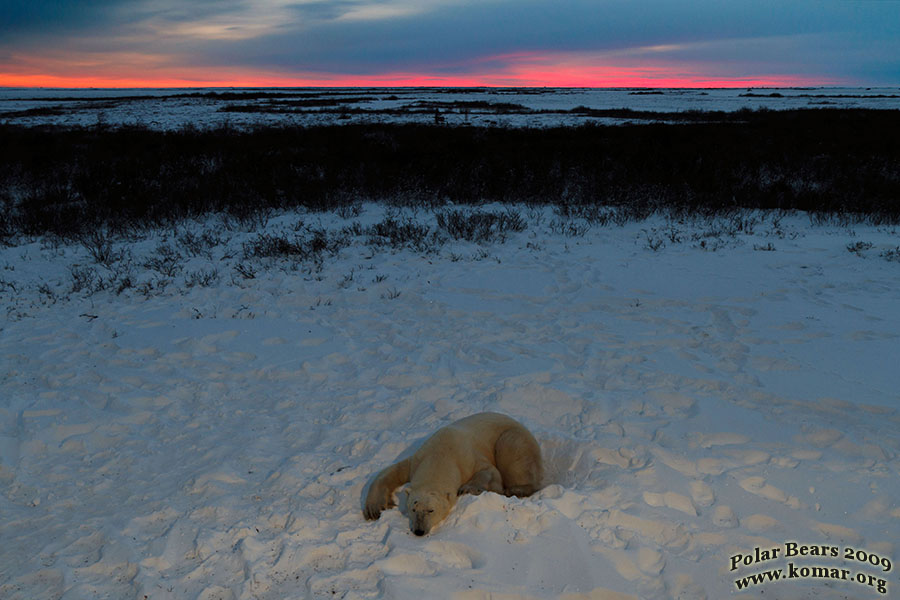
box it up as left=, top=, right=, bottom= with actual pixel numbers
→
left=1, top=0, right=898, bottom=88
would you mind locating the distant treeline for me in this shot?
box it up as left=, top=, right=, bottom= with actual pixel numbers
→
left=2, top=109, right=899, bottom=239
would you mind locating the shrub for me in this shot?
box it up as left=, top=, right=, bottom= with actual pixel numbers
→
left=144, top=244, right=182, bottom=276
left=847, top=241, right=874, bottom=256
left=436, top=209, right=527, bottom=243
left=2, top=109, right=900, bottom=238
left=242, top=229, right=345, bottom=261
left=881, top=247, right=900, bottom=262
left=366, top=217, right=434, bottom=250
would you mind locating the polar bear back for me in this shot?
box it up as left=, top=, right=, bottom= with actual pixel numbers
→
left=409, top=412, right=541, bottom=494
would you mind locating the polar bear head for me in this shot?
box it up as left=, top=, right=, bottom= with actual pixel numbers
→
left=406, top=488, right=453, bottom=536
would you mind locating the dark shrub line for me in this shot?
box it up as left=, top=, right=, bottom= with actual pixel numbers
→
left=2, top=109, right=899, bottom=240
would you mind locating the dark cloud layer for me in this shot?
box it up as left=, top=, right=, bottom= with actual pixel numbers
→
left=2, top=0, right=898, bottom=85
left=201, top=0, right=900, bottom=80
left=1, top=0, right=126, bottom=36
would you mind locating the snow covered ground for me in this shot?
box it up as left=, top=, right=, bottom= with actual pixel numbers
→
left=2, top=87, right=899, bottom=129
left=1, top=205, right=898, bottom=599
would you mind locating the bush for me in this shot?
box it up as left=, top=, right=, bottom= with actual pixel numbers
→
left=2, top=109, right=899, bottom=238
left=436, top=209, right=527, bottom=243
left=242, top=229, right=345, bottom=261
left=366, top=217, right=435, bottom=250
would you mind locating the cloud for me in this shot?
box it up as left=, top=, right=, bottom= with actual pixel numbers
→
left=189, top=1, right=809, bottom=73
left=289, top=1, right=364, bottom=21
left=288, top=0, right=430, bottom=22
left=1, top=0, right=897, bottom=86
left=0, top=0, right=128, bottom=38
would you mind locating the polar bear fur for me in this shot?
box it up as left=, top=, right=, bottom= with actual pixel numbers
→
left=363, top=412, right=543, bottom=535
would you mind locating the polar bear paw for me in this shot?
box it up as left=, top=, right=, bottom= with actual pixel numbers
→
left=364, top=494, right=394, bottom=520
left=457, top=482, right=488, bottom=496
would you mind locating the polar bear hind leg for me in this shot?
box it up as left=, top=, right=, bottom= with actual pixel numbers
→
left=458, top=464, right=504, bottom=496
left=494, top=427, right=543, bottom=497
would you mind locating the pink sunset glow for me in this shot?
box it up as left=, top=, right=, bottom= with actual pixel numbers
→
left=0, top=51, right=837, bottom=89
left=2, top=0, right=893, bottom=90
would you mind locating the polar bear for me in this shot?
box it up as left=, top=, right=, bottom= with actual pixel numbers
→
left=363, top=412, right=543, bottom=536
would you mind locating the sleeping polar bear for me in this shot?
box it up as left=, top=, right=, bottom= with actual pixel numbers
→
left=363, top=412, right=543, bottom=536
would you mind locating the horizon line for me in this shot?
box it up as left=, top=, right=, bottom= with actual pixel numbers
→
left=2, top=84, right=891, bottom=91
left=0, top=69, right=854, bottom=90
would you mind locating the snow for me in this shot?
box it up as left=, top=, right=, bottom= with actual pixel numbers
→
left=2, top=87, right=899, bottom=129
left=1, top=205, right=898, bottom=599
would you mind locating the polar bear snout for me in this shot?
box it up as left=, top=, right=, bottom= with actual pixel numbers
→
left=410, top=509, right=428, bottom=536
left=409, top=510, right=436, bottom=536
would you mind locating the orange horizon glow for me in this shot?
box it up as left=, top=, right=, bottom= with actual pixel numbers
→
left=0, top=71, right=839, bottom=89
left=0, top=50, right=844, bottom=89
